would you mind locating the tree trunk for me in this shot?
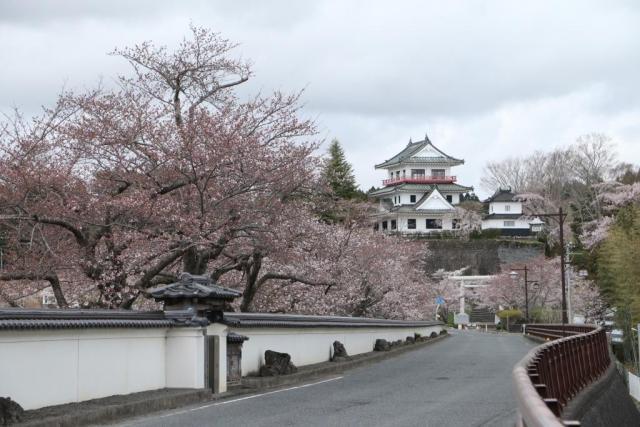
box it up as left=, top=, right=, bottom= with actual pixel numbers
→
left=240, top=253, right=262, bottom=312
left=182, top=247, right=210, bottom=275
left=47, top=274, right=69, bottom=308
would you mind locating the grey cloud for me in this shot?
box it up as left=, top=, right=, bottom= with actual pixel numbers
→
left=0, top=0, right=171, bottom=24
left=1, top=0, right=639, bottom=196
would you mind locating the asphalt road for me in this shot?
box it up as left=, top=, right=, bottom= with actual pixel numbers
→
left=113, top=330, right=536, bottom=427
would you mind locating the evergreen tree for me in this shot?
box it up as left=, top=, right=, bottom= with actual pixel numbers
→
left=322, top=139, right=359, bottom=199
left=461, top=192, right=480, bottom=202
left=597, top=205, right=640, bottom=370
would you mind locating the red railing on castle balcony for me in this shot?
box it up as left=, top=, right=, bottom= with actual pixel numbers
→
left=382, top=176, right=457, bottom=186
left=512, top=324, right=610, bottom=426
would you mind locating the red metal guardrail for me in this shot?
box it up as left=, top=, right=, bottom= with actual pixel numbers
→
left=513, top=324, right=610, bottom=427
left=524, top=324, right=595, bottom=341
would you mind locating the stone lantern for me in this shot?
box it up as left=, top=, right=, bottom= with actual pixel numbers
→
left=147, top=273, right=242, bottom=322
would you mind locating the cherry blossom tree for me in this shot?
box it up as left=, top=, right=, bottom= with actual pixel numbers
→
left=0, top=27, right=319, bottom=308
left=580, top=181, right=640, bottom=250
left=0, top=26, right=490, bottom=320
left=571, top=275, right=607, bottom=323
left=478, top=257, right=562, bottom=313
left=245, top=225, right=437, bottom=319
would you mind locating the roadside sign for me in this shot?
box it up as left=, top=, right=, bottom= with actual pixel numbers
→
left=454, top=313, right=469, bottom=325
left=435, top=296, right=445, bottom=305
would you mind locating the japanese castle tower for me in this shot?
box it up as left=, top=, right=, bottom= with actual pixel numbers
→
left=369, top=134, right=472, bottom=233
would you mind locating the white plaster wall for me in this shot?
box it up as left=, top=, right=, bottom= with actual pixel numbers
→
left=481, top=218, right=531, bottom=230
left=165, top=328, right=205, bottom=389
left=0, top=322, right=444, bottom=409
left=386, top=166, right=454, bottom=179
left=0, top=328, right=170, bottom=410
left=428, top=167, right=451, bottom=176
left=444, top=192, right=460, bottom=205
left=490, top=202, right=523, bottom=214
left=385, top=192, right=459, bottom=207
left=394, top=215, right=455, bottom=232
left=233, top=325, right=443, bottom=376
left=0, top=327, right=207, bottom=410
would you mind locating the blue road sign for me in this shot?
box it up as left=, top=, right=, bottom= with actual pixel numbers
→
left=435, top=296, right=445, bottom=305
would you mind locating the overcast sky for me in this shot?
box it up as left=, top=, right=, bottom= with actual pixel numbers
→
left=1, top=0, right=639, bottom=198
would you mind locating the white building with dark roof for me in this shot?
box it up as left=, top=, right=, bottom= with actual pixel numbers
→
left=481, top=187, right=544, bottom=236
left=369, top=134, right=473, bottom=233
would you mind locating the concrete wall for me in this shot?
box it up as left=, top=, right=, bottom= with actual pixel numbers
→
left=232, top=324, right=443, bottom=376
left=0, top=327, right=205, bottom=410
left=628, top=371, right=640, bottom=401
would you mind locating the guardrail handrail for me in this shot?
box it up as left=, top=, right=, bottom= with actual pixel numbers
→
left=513, top=324, right=610, bottom=427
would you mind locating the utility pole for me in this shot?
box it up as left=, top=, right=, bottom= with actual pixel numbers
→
left=524, top=266, right=529, bottom=324
left=558, top=207, right=568, bottom=326
left=510, top=265, right=536, bottom=324
left=566, top=242, right=574, bottom=324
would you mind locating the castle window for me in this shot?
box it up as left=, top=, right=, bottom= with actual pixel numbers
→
left=391, top=220, right=397, bottom=230
left=446, top=195, right=453, bottom=203
left=426, top=219, right=442, bottom=229
left=407, top=219, right=416, bottom=229
left=504, top=220, right=515, bottom=227
left=505, top=205, right=511, bottom=212
left=432, top=169, right=445, bottom=177
left=382, top=221, right=388, bottom=230
left=410, top=169, right=425, bottom=178
left=410, top=195, right=416, bottom=203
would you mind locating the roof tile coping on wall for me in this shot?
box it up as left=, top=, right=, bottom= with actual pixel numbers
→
left=146, top=272, right=242, bottom=301
left=0, top=308, right=444, bottom=331
left=0, top=308, right=207, bottom=330
left=221, top=312, right=444, bottom=329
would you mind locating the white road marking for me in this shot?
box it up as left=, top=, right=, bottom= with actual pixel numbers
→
left=155, top=376, right=344, bottom=419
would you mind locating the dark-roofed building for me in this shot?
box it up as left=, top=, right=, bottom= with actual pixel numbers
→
left=369, top=134, right=473, bottom=233
left=481, top=187, right=544, bottom=236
